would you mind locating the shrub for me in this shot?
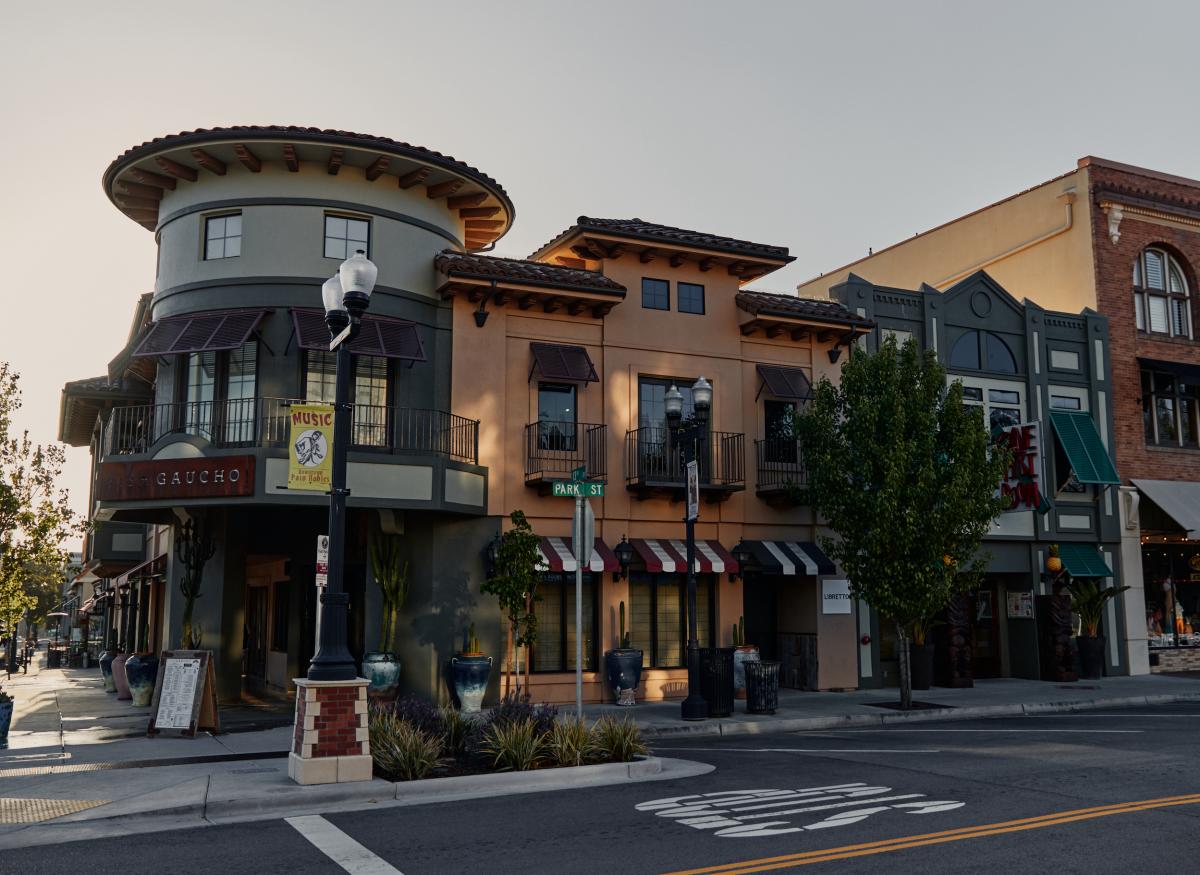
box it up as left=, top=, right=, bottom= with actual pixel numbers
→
left=481, top=717, right=546, bottom=772
left=369, top=707, right=444, bottom=781
left=440, top=705, right=472, bottom=758
left=391, top=695, right=446, bottom=737
left=545, top=715, right=595, bottom=768
left=486, top=692, right=558, bottom=736
left=590, top=715, right=647, bottom=763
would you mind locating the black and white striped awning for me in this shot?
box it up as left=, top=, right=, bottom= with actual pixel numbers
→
left=740, top=540, right=834, bottom=576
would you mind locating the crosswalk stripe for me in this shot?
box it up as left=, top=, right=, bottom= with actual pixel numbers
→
left=286, top=814, right=403, bottom=875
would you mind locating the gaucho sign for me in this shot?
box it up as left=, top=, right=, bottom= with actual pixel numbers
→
left=995, top=421, right=1045, bottom=513
left=96, top=456, right=255, bottom=502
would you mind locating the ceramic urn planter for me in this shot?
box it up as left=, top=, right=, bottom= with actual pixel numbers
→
left=361, top=651, right=402, bottom=702
left=111, top=652, right=131, bottom=700
left=732, top=645, right=761, bottom=700
left=123, top=653, right=159, bottom=707
left=98, top=650, right=117, bottom=693
left=604, top=649, right=644, bottom=705
left=450, top=654, right=492, bottom=713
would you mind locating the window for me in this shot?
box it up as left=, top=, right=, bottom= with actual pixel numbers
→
left=642, top=277, right=669, bottom=310
left=958, top=379, right=1024, bottom=437
left=1142, top=369, right=1200, bottom=447
left=324, top=215, right=370, bottom=260
left=222, top=342, right=257, bottom=443
left=1134, top=248, right=1192, bottom=338
left=1050, top=395, right=1083, bottom=410
left=763, top=399, right=797, bottom=463
left=204, top=214, right=242, bottom=260
left=678, top=282, right=705, bottom=314
left=881, top=328, right=913, bottom=346
left=183, top=351, right=216, bottom=439
left=176, top=342, right=257, bottom=444
left=531, top=573, right=596, bottom=672
left=638, top=377, right=702, bottom=430
left=537, top=383, right=577, bottom=451
left=270, top=581, right=289, bottom=653
left=629, top=574, right=714, bottom=668
left=949, top=330, right=1018, bottom=374
left=305, top=351, right=390, bottom=446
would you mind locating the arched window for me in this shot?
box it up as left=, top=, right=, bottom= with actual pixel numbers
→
left=949, top=330, right=1018, bottom=374
left=1134, top=248, right=1192, bottom=338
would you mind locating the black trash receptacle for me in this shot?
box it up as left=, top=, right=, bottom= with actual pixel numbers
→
left=699, top=646, right=735, bottom=718
left=46, top=648, right=61, bottom=669
left=746, top=660, right=780, bottom=714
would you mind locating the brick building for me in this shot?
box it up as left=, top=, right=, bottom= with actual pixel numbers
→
left=798, top=156, right=1200, bottom=675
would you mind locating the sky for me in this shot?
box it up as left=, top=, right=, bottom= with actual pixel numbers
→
left=3, top=0, right=1200, bottom=542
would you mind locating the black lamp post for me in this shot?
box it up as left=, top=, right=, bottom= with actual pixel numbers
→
left=665, top=376, right=712, bottom=722
left=614, top=536, right=634, bottom=581
left=732, top=540, right=753, bottom=582
left=307, top=249, right=378, bottom=682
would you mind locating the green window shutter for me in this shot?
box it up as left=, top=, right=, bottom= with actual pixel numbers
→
left=1049, top=411, right=1120, bottom=485
left=1057, top=543, right=1114, bottom=578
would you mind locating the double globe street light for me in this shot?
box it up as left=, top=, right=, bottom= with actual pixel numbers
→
left=664, top=375, right=712, bottom=722
left=307, top=249, right=378, bottom=682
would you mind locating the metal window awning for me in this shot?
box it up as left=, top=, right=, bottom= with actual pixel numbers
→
left=628, top=539, right=738, bottom=574
left=1049, top=411, right=1120, bottom=485
left=535, top=537, right=619, bottom=574
left=132, top=309, right=269, bottom=357
left=756, top=364, right=812, bottom=400
left=114, top=554, right=167, bottom=588
left=291, top=309, right=427, bottom=362
left=739, top=540, right=835, bottom=576
left=1057, top=543, right=1114, bottom=578
left=530, top=343, right=599, bottom=383
left=1133, top=479, right=1200, bottom=539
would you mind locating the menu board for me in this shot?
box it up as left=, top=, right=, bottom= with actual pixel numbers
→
left=1006, top=591, right=1035, bottom=619
left=146, top=650, right=220, bottom=737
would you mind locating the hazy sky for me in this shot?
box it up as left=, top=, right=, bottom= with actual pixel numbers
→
left=4, top=0, right=1199, bottom=539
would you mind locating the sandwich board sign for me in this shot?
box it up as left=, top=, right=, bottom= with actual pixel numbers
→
left=147, top=650, right=220, bottom=737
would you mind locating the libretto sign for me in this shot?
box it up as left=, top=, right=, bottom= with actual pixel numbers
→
left=96, top=456, right=255, bottom=501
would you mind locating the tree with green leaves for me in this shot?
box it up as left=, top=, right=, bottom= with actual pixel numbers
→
left=481, top=510, right=541, bottom=697
left=0, top=364, right=78, bottom=670
left=794, top=337, right=1011, bottom=710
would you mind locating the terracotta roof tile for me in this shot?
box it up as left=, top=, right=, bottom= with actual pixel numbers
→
left=435, top=251, right=626, bottom=295
left=736, top=290, right=873, bottom=327
left=534, top=217, right=793, bottom=262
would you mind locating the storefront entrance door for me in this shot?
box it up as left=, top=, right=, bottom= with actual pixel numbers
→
left=972, top=585, right=1002, bottom=678
left=244, top=585, right=268, bottom=684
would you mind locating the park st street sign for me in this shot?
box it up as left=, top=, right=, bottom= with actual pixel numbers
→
left=552, top=481, right=604, bottom=497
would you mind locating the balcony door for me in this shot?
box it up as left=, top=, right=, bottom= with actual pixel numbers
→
left=538, top=383, right=577, bottom=451
left=763, top=399, right=797, bottom=463
left=304, top=352, right=391, bottom=447
left=637, top=377, right=710, bottom=482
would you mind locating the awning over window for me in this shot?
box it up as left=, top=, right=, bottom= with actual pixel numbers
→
left=114, top=554, right=166, bottom=588
left=1057, top=543, right=1114, bottom=578
left=740, top=540, right=835, bottom=576
left=628, top=539, right=737, bottom=574
left=756, top=364, right=812, bottom=400
left=132, top=310, right=268, bottom=358
left=535, top=537, right=619, bottom=574
left=531, top=343, right=599, bottom=383
left=1133, top=479, right=1200, bottom=539
left=1049, top=411, right=1120, bottom=485
left=291, top=309, right=427, bottom=362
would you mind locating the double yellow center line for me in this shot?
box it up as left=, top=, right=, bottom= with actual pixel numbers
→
left=661, top=792, right=1200, bottom=874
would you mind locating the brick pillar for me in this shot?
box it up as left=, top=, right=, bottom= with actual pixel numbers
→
left=287, top=678, right=371, bottom=785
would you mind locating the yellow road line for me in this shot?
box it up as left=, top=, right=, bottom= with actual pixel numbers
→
left=661, top=792, right=1200, bottom=875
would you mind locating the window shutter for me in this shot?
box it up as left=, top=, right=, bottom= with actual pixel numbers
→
left=1145, top=250, right=1165, bottom=290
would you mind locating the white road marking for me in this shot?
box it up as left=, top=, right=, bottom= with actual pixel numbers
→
left=1026, top=713, right=1200, bottom=718
left=831, top=728, right=1141, bottom=734
left=653, top=746, right=942, bottom=753
left=286, top=815, right=402, bottom=875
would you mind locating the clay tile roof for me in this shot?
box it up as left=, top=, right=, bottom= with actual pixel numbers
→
left=63, top=375, right=131, bottom=396
left=536, top=217, right=793, bottom=262
left=435, top=251, right=626, bottom=295
left=736, top=290, right=874, bottom=327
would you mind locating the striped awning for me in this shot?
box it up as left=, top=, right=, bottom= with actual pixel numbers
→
left=740, top=540, right=835, bottom=576
left=536, top=537, right=619, bottom=574
left=628, top=539, right=738, bottom=574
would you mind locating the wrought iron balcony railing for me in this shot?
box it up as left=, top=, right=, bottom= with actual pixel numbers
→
left=755, top=438, right=807, bottom=498
left=524, top=421, right=607, bottom=486
left=624, top=426, right=745, bottom=494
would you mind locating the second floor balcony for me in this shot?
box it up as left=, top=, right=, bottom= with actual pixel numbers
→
left=101, top=397, right=479, bottom=465
left=525, top=421, right=607, bottom=491
left=625, top=426, right=745, bottom=500
left=755, top=437, right=807, bottom=504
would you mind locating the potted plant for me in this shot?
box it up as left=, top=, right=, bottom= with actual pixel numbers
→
left=450, top=624, right=491, bottom=713
left=1069, top=577, right=1130, bottom=679
left=99, top=631, right=117, bottom=693
left=362, top=535, right=408, bottom=702
left=909, top=617, right=939, bottom=691
left=123, top=649, right=159, bottom=707
left=604, top=601, right=644, bottom=705
left=731, top=616, right=760, bottom=700
left=0, top=685, right=12, bottom=749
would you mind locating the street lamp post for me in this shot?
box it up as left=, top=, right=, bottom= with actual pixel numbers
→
left=306, top=249, right=378, bottom=682
left=665, top=376, right=712, bottom=722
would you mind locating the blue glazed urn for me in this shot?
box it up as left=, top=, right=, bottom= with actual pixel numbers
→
left=0, top=699, right=13, bottom=749
left=98, top=650, right=117, bottom=693
left=604, top=649, right=644, bottom=705
left=361, top=652, right=401, bottom=702
left=123, top=653, right=159, bottom=707
left=450, top=655, right=492, bottom=713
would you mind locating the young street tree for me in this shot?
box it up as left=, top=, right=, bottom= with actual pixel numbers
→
left=794, top=338, right=1010, bottom=710
left=481, top=510, right=541, bottom=697
left=0, top=364, right=78, bottom=669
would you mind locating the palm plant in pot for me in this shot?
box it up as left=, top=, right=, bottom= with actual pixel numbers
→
left=731, top=616, right=760, bottom=700
left=604, top=601, right=643, bottom=705
left=451, top=623, right=491, bottom=713
left=362, top=534, right=408, bottom=702
left=1068, top=577, right=1130, bottom=679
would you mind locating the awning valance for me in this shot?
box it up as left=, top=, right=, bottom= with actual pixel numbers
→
left=1049, top=411, right=1120, bottom=485
left=291, top=309, right=426, bottom=362
left=531, top=343, right=599, bottom=383
left=114, top=554, right=166, bottom=587
left=132, top=310, right=269, bottom=358
left=756, top=364, right=812, bottom=400
left=740, top=540, right=835, bottom=576
left=1133, top=479, right=1200, bottom=539
left=628, top=539, right=737, bottom=574
left=1057, top=543, right=1114, bottom=578
left=535, top=537, right=618, bottom=574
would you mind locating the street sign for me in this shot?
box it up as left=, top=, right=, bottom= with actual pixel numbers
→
left=574, top=500, right=595, bottom=565
left=570, top=465, right=587, bottom=482
left=685, top=460, right=700, bottom=521
left=552, top=481, right=604, bottom=497
left=315, top=535, right=329, bottom=588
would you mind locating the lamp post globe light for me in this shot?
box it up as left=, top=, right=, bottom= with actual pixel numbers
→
left=307, top=249, right=377, bottom=682
left=666, top=376, right=712, bottom=721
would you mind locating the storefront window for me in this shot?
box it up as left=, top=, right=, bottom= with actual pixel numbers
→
left=531, top=573, right=596, bottom=672
left=1142, top=368, right=1200, bottom=448
left=629, top=573, right=713, bottom=668
left=1143, top=544, right=1200, bottom=649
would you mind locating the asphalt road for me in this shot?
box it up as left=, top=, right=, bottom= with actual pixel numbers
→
left=8, top=703, right=1200, bottom=874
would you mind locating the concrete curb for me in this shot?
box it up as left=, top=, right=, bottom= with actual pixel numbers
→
left=638, top=691, right=1200, bottom=739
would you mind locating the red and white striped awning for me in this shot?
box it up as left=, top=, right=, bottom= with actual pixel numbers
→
left=536, top=537, right=620, bottom=574
left=628, top=539, right=738, bottom=574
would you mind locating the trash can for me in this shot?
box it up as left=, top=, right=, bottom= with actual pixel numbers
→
left=699, top=646, right=735, bottom=718
left=47, top=648, right=61, bottom=669
left=746, top=660, right=780, bottom=714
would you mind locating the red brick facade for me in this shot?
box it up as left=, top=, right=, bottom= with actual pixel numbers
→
left=290, top=680, right=368, bottom=759
left=1085, top=159, right=1200, bottom=483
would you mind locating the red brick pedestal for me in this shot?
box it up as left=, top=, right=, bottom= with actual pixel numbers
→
left=288, top=678, right=372, bottom=785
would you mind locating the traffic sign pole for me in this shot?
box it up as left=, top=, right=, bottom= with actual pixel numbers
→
left=575, top=495, right=583, bottom=721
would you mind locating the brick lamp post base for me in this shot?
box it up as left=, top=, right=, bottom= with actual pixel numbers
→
left=288, top=678, right=372, bottom=785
